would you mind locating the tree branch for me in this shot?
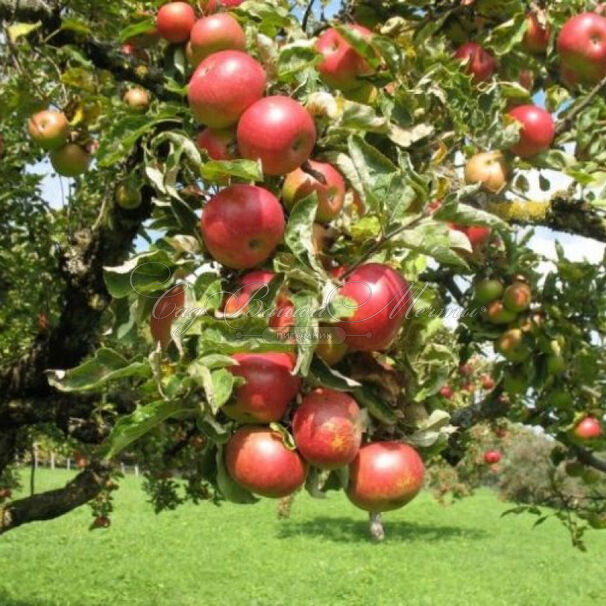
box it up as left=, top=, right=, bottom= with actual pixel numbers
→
left=0, top=461, right=111, bottom=535
left=555, top=72, right=606, bottom=136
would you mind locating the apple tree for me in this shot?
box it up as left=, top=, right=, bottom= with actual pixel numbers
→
left=1, top=0, right=606, bottom=546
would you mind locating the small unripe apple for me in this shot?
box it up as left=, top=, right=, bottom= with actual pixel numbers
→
left=315, top=327, right=348, bottom=365
left=503, top=281, right=532, bottom=312
left=573, top=416, right=603, bottom=441
left=115, top=182, right=142, bottom=209
left=282, top=160, right=346, bottom=223
left=28, top=109, right=70, bottom=150
left=464, top=151, right=509, bottom=193
left=546, top=353, right=566, bottom=374
left=156, top=2, right=196, bottom=44
left=50, top=144, right=90, bottom=177
left=453, top=42, right=496, bottom=83
left=485, top=300, right=517, bottom=325
left=123, top=88, right=150, bottom=112
left=474, top=279, right=504, bottom=304
left=496, top=328, right=531, bottom=362
left=522, top=14, right=551, bottom=54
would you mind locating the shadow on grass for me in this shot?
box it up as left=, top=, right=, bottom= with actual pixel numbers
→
left=0, top=591, right=57, bottom=606
left=277, top=516, right=486, bottom=543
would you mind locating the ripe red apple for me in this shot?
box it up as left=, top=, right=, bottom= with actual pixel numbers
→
left=115, top=182, right=142, bottom=209
left=440, top=385, right=454, bottom=399
left=225, top=427, right=307, bottom=498
left=282, top=160, right=346, bottom=223
left=523, top=14, right=551, bottom=53
left=558, top=13, right=606, bottom=84
left=464, top=151, right=509, bottom=193
left=188, top=50, right=266, bottom=127
left=201, top=184, right=285, bottom=269
left=518, top=69, right=535, bottom=91
left=573, top=416, right=603, bottom=440
left=347, top=442, right=425, bottom=512
left=336, top=263, right=412, bottom=352
left=453, top=42, right=497, bottom=83
left=49, top=144, right=90, bottom=177
left=481, top=375, right=495, bottom=390
left=507, top=105, right=555, bottom=158
left=223, top=352, right=300, bottom=423
left=223, top=269, right=276, bottom=316
left=156, top=2, right=196, bottom=43
left=204, top=0, right=243, bottom=13
left=196, top=127, right=236, bottom=160
left=474, top=278, right=504, bottom=304
left=27, top=110, right=70, bottom=150
left=123, top=88, right=150, bottom=112
left=483, top=450, right=501, bottom=464
left=503, top=281, right=531, bottom=312
left=151, top=284, right=185, bottom=348
left=237, top=95, right=316, bottom=176
left=315, top=24, right=373, bottom=91
left=292, top=388, right=363, bottom=470
left=465, top=226, right=492, bottom=247
left=188, top=13, right=245, bottom=66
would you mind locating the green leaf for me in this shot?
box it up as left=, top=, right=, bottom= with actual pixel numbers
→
left=118, top=19, right=156, bottom=43
left=46, top=348, right=150, bottom=393
left=97, top=399, right=186, bottom=459
left=310, top=358, right=361, bottom=390
left=353, top=386, right=397, bottom=425
left=189, top=363, right=236, bottom=414
left=8, top=21, right=42, bottom=42
left=60, top=18, right=92, bottom=35
left=434, top=200, right=508, bottom=229
left=200, top=159, right=263, bottom=182
left=215, top=446, right=259, bottom=504
left=269, top=423, right=296, bottom=450
left=104, top=250, right=179, bottom=299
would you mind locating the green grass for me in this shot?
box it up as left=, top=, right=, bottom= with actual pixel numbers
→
left=0, top=469, right=603, bottom=606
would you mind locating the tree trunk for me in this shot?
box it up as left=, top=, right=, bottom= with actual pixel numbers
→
left=369, top=512, right=385, bottom=541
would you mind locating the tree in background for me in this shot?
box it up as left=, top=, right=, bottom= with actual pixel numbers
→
left=1, top=0, right=605, bottom=546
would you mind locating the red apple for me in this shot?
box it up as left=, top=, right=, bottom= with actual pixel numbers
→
left=204, top=0, right=243, bottom=13
left=123, top=88, right=150, bottom=112
left=223, top=352, right=300, bottom=423
left=523, top=14, right=551, bottom=53
left=49, top=144, right=90, bottom=177
left=450, top=224, right=492, bottom=248
left=454, top=42, right=497, bottom=83
left=347, top=441, right=425, bottom=512
left=316, top=25, right=373, bottom=91
left=573, top=416, right=603, bottom=440
left=558, top=13, right=606, bottom=84
left=518, top=69, right=535, bottom=91
left=292, top=388, right=363, bottom=469
left=27, top=110, right=70, bottom=150
left=196, top=127, right=236, bottom=160
left=507, top=105, right=555, bottom=158
left=440, top=385, right=454, bottom=399
left=336, top=263, right=412, bottom=352
left=282, top=160, right=346, bottom=223
left=481, top=375, right=495, bottom=390
left=156, top=2, right=196, bottom=44
left=188, top=50, right=266, bottom=127
left=237, top=95, right=316, bottom=176
left=464, top=151, right=509, bottom=193
left=483, top=450, right=501, bottom=464
left=223, top=269, right=277, bottom=316
left=225, top=427, right=307, bottom=498
left=485, top=300, right=517, bottom=325
left=188, top=13, right=245, bottom=66
left=201, top=184, right=285, bottom=269
left=151, top=284, right=186, bottom=348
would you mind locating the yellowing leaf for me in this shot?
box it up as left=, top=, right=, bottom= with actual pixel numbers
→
left=8, top=21, right=41, bottom=42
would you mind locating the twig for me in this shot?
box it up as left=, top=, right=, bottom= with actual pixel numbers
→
left=301, top=0, right=317, bottom=32
left=555, top=72, right=606, bottom=136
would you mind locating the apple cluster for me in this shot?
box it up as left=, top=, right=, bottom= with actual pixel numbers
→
left=146, top=2, right=430, bottom=511
left=27, top=109, right=90, bottom=177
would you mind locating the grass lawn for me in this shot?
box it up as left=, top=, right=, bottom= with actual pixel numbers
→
left=0, top=469, right=603, bottom=606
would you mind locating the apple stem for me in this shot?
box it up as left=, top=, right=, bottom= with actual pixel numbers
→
left=369, top=512, right=385, bottom=541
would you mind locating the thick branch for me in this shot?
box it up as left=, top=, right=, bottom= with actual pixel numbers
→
left=0, top=461, right=110, bottom=535
left=571, top=444, right=606, bottom=474
left=488, top=195, right=606, bottom=243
